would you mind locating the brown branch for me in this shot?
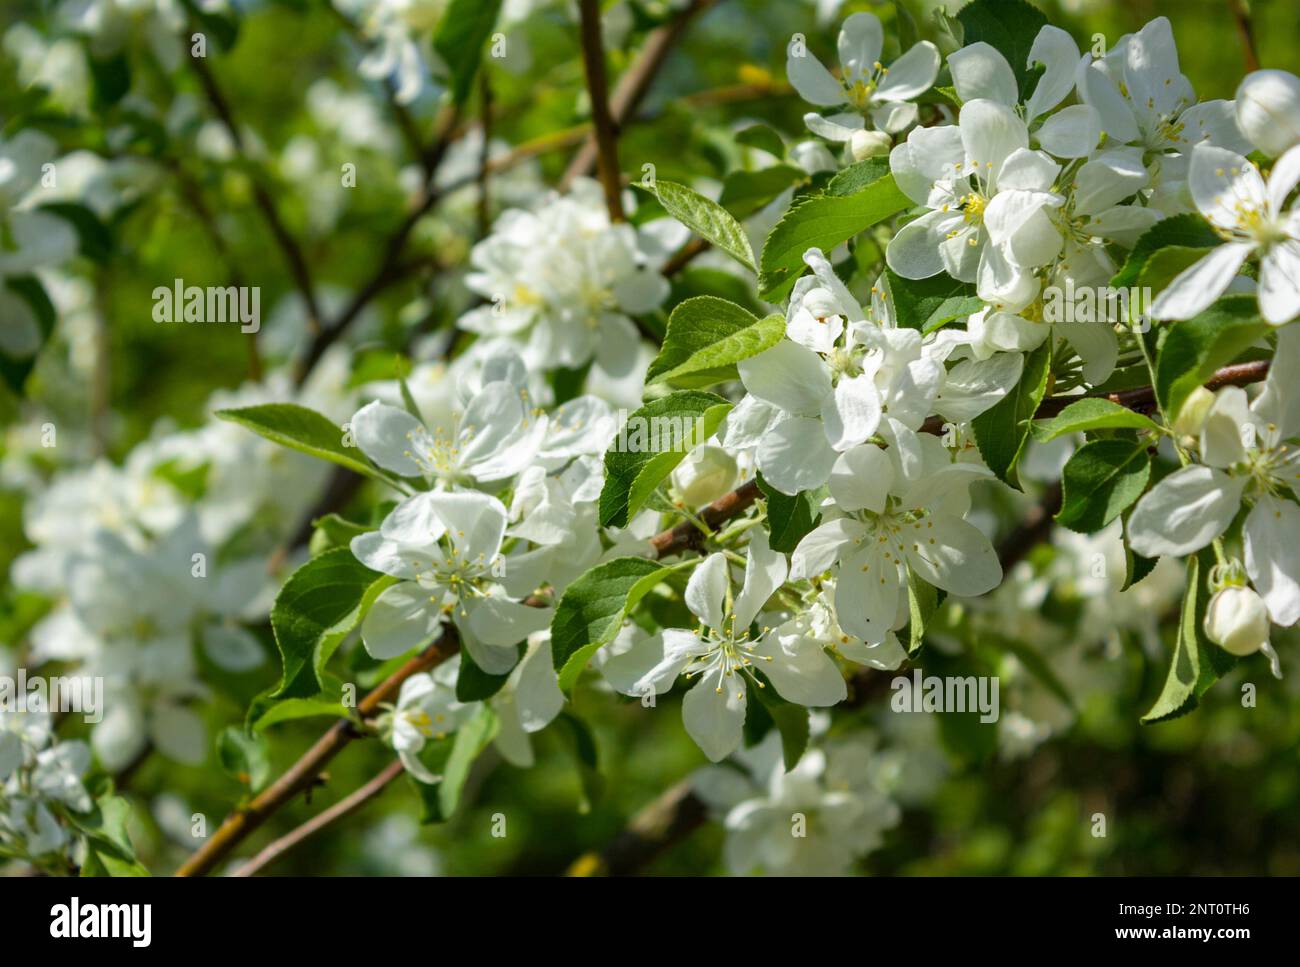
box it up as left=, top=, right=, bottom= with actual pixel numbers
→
left=576, top=0, right=626, bottom=222
left=1228, top=0, right=1261, bottom=72
left=660, top=237, right=710, bottom=276
left=174, top=629, right=461, bottom=877
left=561, top=0, right=719, bottom=190
left=230, top=759, right=406, bottom=877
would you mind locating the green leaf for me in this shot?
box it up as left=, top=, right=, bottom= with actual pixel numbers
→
left=956, top=0, right=1049, bottom=101
left=719, top=165, right=807, bottom=219
left=217, top=726, right=272, bottom=793
left=1110, top=213, right=1221, bottom=289
left=1154, top=295, right=1269, bottom=420
left=1055, top=439, right=1151, bottom=533
left=269, top=548, right=392, bottom=700
left=1032, top=398, right=1161, bottom=442
left=735, top=123, right=786, bottom=159
left=250, top=692, right=350, bottom=732
left=0, top=275, right=57, bottom=394
left=758, top=161, right=909, bottom=301
left=884, top=268, right=983, bottom=333
left=1142, top=551, right=1236, bottom=723
left=308, top=513, right=373, bottom=556
left=216, top=403, right=388, bottom=484
left=750, top=677, right=810, bottom=770
left=906, top=570, right=940, bottom=654
left=417, top=705, right=499, bottom=822
left=456, top=643, right=524, bottom=701
left=65, top=793, right=149, bottom=876
left=88, top=51, right=130, bottom=110
left=550, top=557, right=678, bottom=691
left=646, top=297, right=784, bottom=388
left=1136, top=245, right=1213, bottom=296
left=652, top=180, right=756, bottom=271
left=598, top=391, right=733, bottom=528
left=972, top=340, right=1051, bottom=488
left=757, top=474, right=821, bottom=553
left=39, top=203, right=112, bottom=263
left=432, top=0, right=503, bottom=105
left=556, top=712, right=604, bottom=813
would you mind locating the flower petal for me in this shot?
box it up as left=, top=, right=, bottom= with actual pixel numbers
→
left=1126, top=465, right=1245, bottom=557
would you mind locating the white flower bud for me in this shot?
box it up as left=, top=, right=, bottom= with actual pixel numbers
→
left=1204, top=585, right=1270, bottom=656
left=671, top=445, right=738, bottom=507
left=850, top=129, right=892, bottom=162
left=1173, top=385, right=1215, bottom=437
left=1235, top=70, right=1300, bottom=158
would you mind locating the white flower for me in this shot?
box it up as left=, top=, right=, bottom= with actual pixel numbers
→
left=1235, top=69, right=1300, bottom=158
left=489, top=636, right=565, bottom=768
left=381, top=666, right=468, bottom=783
left=771, top=596, right=908, bottom=673
left=1127, top=325, right=1300, bottom=627
left=602, top=533, right=845, bottom=762
left=947, top=26, right=1087, bottom=140
left=887, top=101, right=1066, bottom=311
left=354, top=490, right=553, bottom=674
left=692, top=729, right=900, bottom=875
left=1075, top=17, right=1249, bottom=155
left=351, top=378, right=547, bottom=490
left=791, top=443, right=1001, bottom=643
left=1204, top=585, right=1270, bottom=657
left=1151, top=144, right=1300, bottom=325
left=458, top=179, right=669, bottom=377
left=787, top=11, right=940, bottom=138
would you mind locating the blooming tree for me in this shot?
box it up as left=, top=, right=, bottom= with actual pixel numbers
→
left=1, top=0, right=1298, bottom=878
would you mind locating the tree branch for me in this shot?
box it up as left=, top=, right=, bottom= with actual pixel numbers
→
left=576, top=0, right=626, bottom=222
left=230, top=759, right=406, bottom=877
left=561, top=0, right=719, bottom=190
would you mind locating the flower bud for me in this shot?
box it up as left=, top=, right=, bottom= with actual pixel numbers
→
left=850, top=129, right=892, bottom=162
left=1204, top=585, right=1270, bottom=656
left=1173, top=385, right=1215, bottom=438
left=1235, top=70, right=1300, bottom=157
left=671, top=445, right=738, bottom=507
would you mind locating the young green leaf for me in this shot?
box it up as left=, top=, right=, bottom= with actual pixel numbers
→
left=1055, top=439, right=1151, bottom=533
left=433, top=0, right=503, bottom=105
left=652, top=180, right=756, bottom=271
left=646, top=297, right=785, bottom=388
left=719, top=165, right=808, bottom=219
left=598, top=391, right=733, bottom=527
left=1110, top=213, right=1222, bottom=289
left=1032, top=397, right=1161, bottom=442
left=758, top=165, right=910, bottom=301
left=550, top=557, right=678, bottom=691
left=971, top=340, right=1051, bottom=488
left=956, top=0, right=1049, bottom=101
left=757, top=475, right=821, bottom=553
left=1142, top=552, right=1236, bottom=723
left=269, top=548, right=393, bottom=700
left=1154, top=295, right=1268, bottom=420
left=216, top=403, right=388, bottom=484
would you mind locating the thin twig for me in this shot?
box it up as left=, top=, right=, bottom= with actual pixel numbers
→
left=561, top=0, right=719, bottom=190
left=576, top=0, right=626, bottom=222
left=1228, top=0, right=1261, bottom=72
left=231, top=759, right=406, bottom=877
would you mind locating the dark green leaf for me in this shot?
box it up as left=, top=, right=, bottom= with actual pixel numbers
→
left=432, top=0, right=504, bottom=105
left=1055, top=439, right=1151, bottom=533
left=972, top=339, right=1051, bottom=488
